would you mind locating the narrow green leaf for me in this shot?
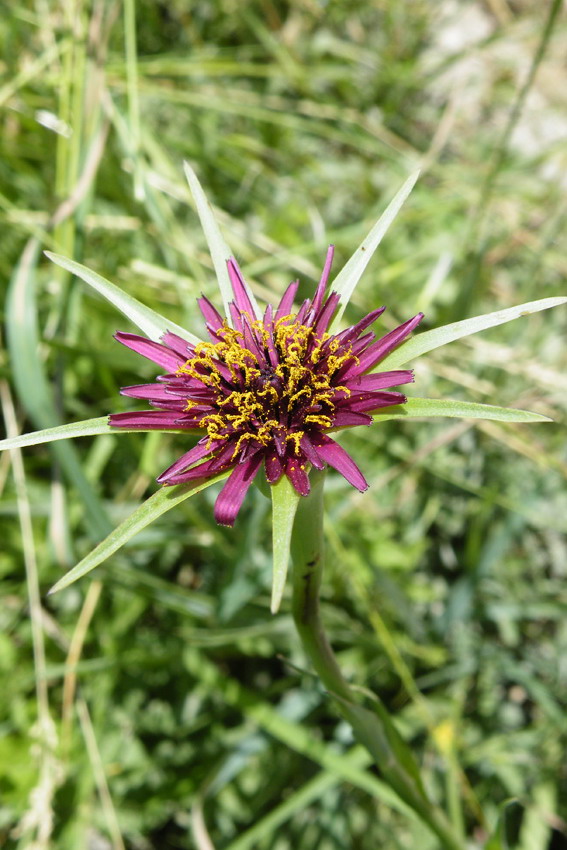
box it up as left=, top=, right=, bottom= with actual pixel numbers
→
left=45, top=251, right=202, bottom=345
left=7, top=240, right=110, bottom=539
left=0, top=417, right=195, bottom=452
left=380, top=296, right=567, bottom=370
left=0, top=417, right=111, bottom=451
left=329, top=170, right=420, bottom=331
left=48, top=473, right=228, bottom=595
left=183, top=161, right=262, bottom=322
left=372, top=397, right=552, bottom=423
left=270, top=474, right=301, bottom=614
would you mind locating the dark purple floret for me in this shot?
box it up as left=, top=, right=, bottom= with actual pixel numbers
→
left=110, top=246, right=422, bottom=525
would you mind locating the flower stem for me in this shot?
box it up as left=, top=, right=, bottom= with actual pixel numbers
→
left=290, top=470, right=464, bottom=850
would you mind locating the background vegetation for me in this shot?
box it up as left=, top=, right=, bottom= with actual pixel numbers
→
left=1, top=1, right=566, bottom=848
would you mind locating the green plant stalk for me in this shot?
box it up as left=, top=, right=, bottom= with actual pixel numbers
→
left=290, top=469, right=464, bottom=850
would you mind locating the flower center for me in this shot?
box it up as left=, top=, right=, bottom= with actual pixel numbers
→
left=176, top=317, right=353, bottom=457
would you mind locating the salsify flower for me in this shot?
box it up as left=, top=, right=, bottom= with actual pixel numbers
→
left=109, top=247, right=423, bottom=526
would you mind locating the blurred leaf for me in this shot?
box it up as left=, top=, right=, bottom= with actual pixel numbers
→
left=45, top=251, right=202, bottom=344
left=183, top=647, right=413, bottom=814
left=485, top=800, right=524, bottom=850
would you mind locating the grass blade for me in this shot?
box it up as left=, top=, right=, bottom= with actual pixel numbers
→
left=184, top=647, right=414, bottom=814
left=45, top=251, right=202, bottom=344
left=48, top=472, right=229, bottom=595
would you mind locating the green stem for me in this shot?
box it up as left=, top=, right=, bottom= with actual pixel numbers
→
left=290, top=470, right=464, bottom=850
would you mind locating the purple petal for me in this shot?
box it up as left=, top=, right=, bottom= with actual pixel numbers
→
left=115, top=332, right=185, bottom=372
left=171, top=417, right=209, bottom=428
left=214, top=453, right=264, bottom=526
left=109, top=411, right=187, bottom=429
left=299, top=434, right=325, bottom=470
left=227, top=258, right=257, bottom=318
left=309, top=245, right=335, bottom=321
left=295, top=299, right=311, bottom=325
left=272, top=428, right=286, bottom=458
left=229, top=301, right=244, bottom=333
left=343, top=370, right=414, bottom=391
left=198, top=295, right=224, bottom=332
left=348, top=332, right=376, bottom=358
left=120, top=383, right=178, bottom=401
left=335, top=307, right=386, bottom=345
left=312, top=435, right=368, bottom=492
left=275, top=280, right=299, bottom=321
left=148, top=400, right=188, bottom=411
left=160, top=332, right=195, bottom=359
left=344, top=314, right=424, bottom=376
left=157, top=439, right=222, bottom=483
left=262, top=307, right=280, bottom=368
left=285, top=456, right=310, bottom=496
left=241, top=314, right=265, bottom=364
left=209, top=439, right=243, bottom=470
left=163, top=384, right=214, bottom=399
left=339, top=391, right=407, bottom=412
left=313, top=292, right=340, bottom=336
left=330, top=410, right=373, bottom=428
left=265, top=450, right=284, bottom=483
left=164, top=454, right=231, bottom=485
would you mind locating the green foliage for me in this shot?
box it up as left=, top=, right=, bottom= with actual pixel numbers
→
left=1, top=2, right=566, bottom=849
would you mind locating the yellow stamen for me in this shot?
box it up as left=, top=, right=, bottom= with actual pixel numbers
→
left=177, top=316, right=353, bottom=456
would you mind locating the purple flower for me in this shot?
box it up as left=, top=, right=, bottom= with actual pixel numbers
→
left=110, top=247, right=423, bottom=526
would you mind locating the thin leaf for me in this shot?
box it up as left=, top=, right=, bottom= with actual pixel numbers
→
left=0, top=417, right=111, bottom=451
left=372, top=398, right=552, bottom=423
left=7, top=240, right=110, bottom=539
left=379, top=296, right=567, bottom=370
left=45, top=251, right=202, bottom=345
left=0, top=417, right=195, bottom=452
left=183, top=161, right=262, bottom=322
left=270, top=474, right=301, bottom=614
left=48, top=473, right=229, bottom=595
left=329, top=170, right=420, bottom=331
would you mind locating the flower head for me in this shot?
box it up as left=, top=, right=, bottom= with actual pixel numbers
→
left=110, top=247, right=422, bottom=525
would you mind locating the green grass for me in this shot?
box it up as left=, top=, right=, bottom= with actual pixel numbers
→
left=1, top=2, right=566, bottom=849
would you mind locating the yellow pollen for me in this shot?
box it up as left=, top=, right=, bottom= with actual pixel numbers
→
left=179, top=317, right=354, bottom=452
left=286, top=432, right=303, bottom=454
left=305, top=414, right=333, bottom=428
